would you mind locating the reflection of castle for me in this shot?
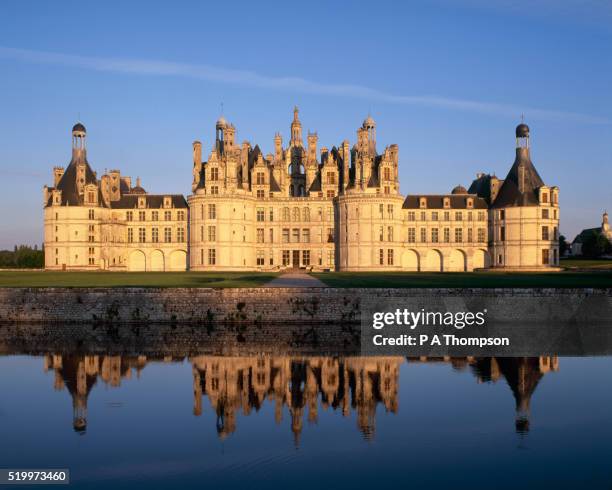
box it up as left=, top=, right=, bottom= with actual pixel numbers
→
left=409, top=356, right=559, bottom=433
left=42, top=354, right=557, bottom=437
left=191, top=356, right=401, bottom=442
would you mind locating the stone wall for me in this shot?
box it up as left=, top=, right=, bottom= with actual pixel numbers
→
left=0, top=287, right=610, bottom=326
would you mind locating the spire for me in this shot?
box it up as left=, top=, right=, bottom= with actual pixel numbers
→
left=290, top=106, right=303, bottom=146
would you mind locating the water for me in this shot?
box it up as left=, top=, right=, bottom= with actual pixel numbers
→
left=1, top=346, right=611, bottom=488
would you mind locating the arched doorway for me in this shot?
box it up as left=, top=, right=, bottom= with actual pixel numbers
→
left=448, top=249, right=467, bottom=272
left=150, top=249, right=165, bottom=271
left=423, top=249, right=443, bottom=272
left=401, top=249, right=419, bottom=271
left=169, top=250, right=187, bottom=271
left=128, top=250, right=146, bottom=271
left=473, top=249, right=491, bottom=270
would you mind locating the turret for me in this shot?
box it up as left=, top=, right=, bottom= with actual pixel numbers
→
left=71, top=122, right=87, bottom=161
left=53, top=166, right=65, bottom=186
left=290, top=106, right=303, bottom=147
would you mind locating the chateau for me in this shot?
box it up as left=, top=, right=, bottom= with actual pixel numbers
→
left=44, top=110, right=560, bottom=271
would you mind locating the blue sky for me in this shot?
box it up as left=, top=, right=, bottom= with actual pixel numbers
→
left=0, top=0, right=610, bottom=248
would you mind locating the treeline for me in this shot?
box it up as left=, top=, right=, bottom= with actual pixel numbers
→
left=581, top=231, right=612, bottom=258
left=0, top=245, right=44, bottom=268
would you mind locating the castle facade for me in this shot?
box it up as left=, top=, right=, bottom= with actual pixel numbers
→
left=44, top=110, right=560, bottom=272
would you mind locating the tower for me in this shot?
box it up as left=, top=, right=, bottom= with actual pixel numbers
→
left=290, top=106, right=303, bottom=147
left=72, top=122, right=87, bottom=159
left=215, top=116, right=226, bottom=155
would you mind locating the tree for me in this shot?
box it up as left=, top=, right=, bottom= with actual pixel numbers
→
left=581, top=231, right=612, bottom=258
left=558, top=235, right=569, bottom=256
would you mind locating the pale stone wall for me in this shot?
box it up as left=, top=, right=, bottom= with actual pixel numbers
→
left=491, top=190, right=560, bottom=270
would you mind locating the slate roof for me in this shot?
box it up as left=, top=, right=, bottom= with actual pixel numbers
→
left=491, top=148, right=545, bottom=208
left=47, top=155, right=106, bottom=207
left=402, top=194, right=488, bottom=209
left=110, top=194, right=188, bottom=209
left=572, top=227, right=601, bottom=244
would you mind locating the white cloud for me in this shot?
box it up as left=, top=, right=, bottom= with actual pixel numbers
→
left=0, top=46, right=608, bottom=124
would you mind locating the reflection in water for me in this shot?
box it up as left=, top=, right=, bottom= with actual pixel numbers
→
left=42, top=354, right=557, bottom=440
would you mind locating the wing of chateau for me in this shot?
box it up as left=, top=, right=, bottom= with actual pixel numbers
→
left=43, top=111, right=560, bottom=272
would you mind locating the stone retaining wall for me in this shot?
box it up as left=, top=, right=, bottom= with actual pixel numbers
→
left=0, top=287, right=610, bottom=326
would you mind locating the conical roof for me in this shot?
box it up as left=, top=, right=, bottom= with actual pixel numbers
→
left=492, top=147, right=544, bottom=208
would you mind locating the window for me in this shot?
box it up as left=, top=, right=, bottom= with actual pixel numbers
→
left=553, top=249, right=558, bottom=264
left=327, top=228, right=334, bottom=243
left=269, top=228, right=274, bottom=243
left=282, top=250, right=290, bottom=266
left=208, top=226, right=216, bottom=242
left=467, top=228, right=473, bottom=243
left=211, top=186, right=219, bottom=195
left=431, top=228, right=439, bottom=243
left=444, top=211, right=450, bottom=221
left=542, top=226, right=549, bottom=240
left=408, top=228, right=416, bottom=243
left=553, top=226, right=558, bottom=240
left=327, top=190, right=335, bottom=198
left=293, top=208, right=300, bottom=221
left=431, top=212, right=438, bottom=221
left=455, top=228, right=463, bottom=242
left=500, top=210, right=505, bottom=220
left=384, top=186, right=390, bottom=194
left=257, top=228, right=264, bottom=243
left=328, top=250, right=334, bottom=266
left=420, top=211, right=426, bottom=221
left=408, top=211, right=415, bottom=221
left=542, top=209, right=549, bottom=219
left=302, top=229, right=310, bottom=243
left=388, top=204, right=394, bottom=219
left=208, top=249, right=216, bottom=265
left=379, top=204, right=384, bottom=217
left=88, top=257, right=95, bottom=265
left=478, top=211, right=485, bottom=221
left=542, top=249, right=550, bottom=265
left=283, top=207, right=290, bottom=221
left=210, top=167, right=219, bottom=181
left=420, top=228, right=426, bottom=243
left=302, top=250, right=310, bottom=266
left=177, top=211, right=185, bottom=221
left=478, top=228, right=486, bottom=242
left=200, top=249, right=204, bottom=265
left=126, top=211, right=133, bottom=221
left=152, top=211, right=159, bottom=221
left=302, top=208, right=310, bottom=222
left=256, top=250, right=265, bottom=266
left=379, top=249, right=384, bottom=265
left=257, top=208, right=265, bottom=222
left=387, top=249, right=394, bottom=266
left=88, top=209, right=95, bottom=220
left=256, top=172, right=265, bottom=185
left=138, top=211, right=145, bottom=221
left=383, top=167, right=391, bottom=180
left=542, top=193, right=548, bottom=203
left=455, top=212, right=462, bottom=221
left=177, top=227, right=185, bottom=242
left=138, top=227, right=146, bottom=243
left=500, top=226, right=505, bottom=241
left=164, top=211, right=172, bottom=221
left=152, top=228, right=159, bottom=243
left=327, top=172, right=336, bottom=185
left=387, top=226, right=393, bottom=241
left=269, top=208, right=274, bottom=221
left=379, top=226, right=384, bottom=242
left=444, top=228, right=450, bottom=243
left=164, top=227, right=172, bottom=243
left=208, top=204, right=216, bottom=219
left=327, top=208, right=333, bottom=221
left=256, top=189, right=265, bottom=199
left=468, top=212, right=473, bottom=221
left=282, top=229, right=290, bottom=243
left=199, top=226, right=204, bottom=241
left=292, top=229, right=300, bottom=243
left=127, top=228, right=134, bottom=243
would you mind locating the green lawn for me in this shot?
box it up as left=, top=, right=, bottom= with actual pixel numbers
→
left=0, top=271, right=279, bottom=288
left=311, top=271, right=612, bottom=288
left=560, top=258, right=612, bottom=270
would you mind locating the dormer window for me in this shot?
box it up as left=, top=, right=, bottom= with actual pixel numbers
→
left=443, top=198, right=450, bottom=208
left=256, top=172, right=265, bottom=185
left=542, top=192, right=549, bottom=203
left=164, top=197, right=171, bottom=208
left=419, top=197, right=427, bottom=209
left=210, top=167, right=219, bottom=181
left=138, top=197, right=146, bottom=208
left=467, top=198, right=473, bottom=208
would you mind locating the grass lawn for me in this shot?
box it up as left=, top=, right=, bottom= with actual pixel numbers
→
left=0, top=271, right=279, bottom=288
left=311, top=271, right=612, bottom=288
left=560, top=258, right=612, bottom=270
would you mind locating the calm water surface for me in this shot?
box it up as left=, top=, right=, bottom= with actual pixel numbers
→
left=1, top=350, right=611, bottom=489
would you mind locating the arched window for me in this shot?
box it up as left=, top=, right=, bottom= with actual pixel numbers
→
left=283, top=207, right=290, bottom=221
left=292, top=207, right=300, bottom=222
left=302, top=208, right=310, bottom=222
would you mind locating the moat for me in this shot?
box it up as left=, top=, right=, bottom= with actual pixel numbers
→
left=1, top=327, right=611, bottom=489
